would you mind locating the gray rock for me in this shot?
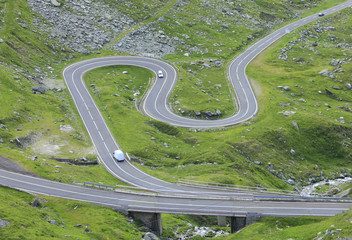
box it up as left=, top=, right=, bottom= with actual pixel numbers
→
left=319, top=69, right=336, bottom=79
left=0, top=219, right=10, bottom=228
left=287, top=179, right=295, bottom=185
left=203, top=63, right=211, bottom=69
left=141, top=232, right=159, bottom=240
left=283, top=111, right=296, bottom=116
left=292, top=121, right=299, bottom=130
left=299, top=98, right=306, bottom=103
left=48, top=220, right=58, bottom=225
left=329, top=59, right=341, bottom=67
left=31, top=86, right=46, bottom=94
left=254, top=161, right=261, bottom=165
left=31, top=197, right=42, bottom=207
left=0, top=39, right=3, bottom=43
left=325, top=88, right=333, bottom=95
left=346, top=83, right=352, bottom=90
left=290, top=149, right=296, bottom=155
left=51, top=0, right=61, bottom=7
left=283, top=86, right=290, bottom=91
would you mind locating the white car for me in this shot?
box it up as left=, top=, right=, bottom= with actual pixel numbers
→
left=113, top=150, right=125, bottom=162
left=318, top=12, right=325, bottom=17
left=157, top=70, right=164, bottom=78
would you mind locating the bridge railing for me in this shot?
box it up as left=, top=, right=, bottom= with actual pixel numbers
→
left=83, top=182, right=115, bottom=190
left=176, top=179, right=299, bottom=196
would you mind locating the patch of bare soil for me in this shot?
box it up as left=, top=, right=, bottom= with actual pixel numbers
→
left=249, top=78, right=263, bottom=96
left=0, top=155, right=39, bottom=177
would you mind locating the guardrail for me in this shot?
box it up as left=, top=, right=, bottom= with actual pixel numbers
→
left=177, top=179, right=300, bottom=196
left=83, top=182, right=115, bottom=190
left=82, top=182, right=151, bottom=193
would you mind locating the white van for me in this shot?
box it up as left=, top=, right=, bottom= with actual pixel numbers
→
left=113, top=150, right=125, bottom=162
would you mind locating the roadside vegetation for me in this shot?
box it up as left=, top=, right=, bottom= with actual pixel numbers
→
left=0, top=186, right=141, bottom=239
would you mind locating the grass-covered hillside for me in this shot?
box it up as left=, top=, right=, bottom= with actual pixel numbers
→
left=1, top=0, right=352, bottom=238
left=0, top=0, right=350, bottom=191
left=0, top=186, right=142, bottom=239
left=220, top=210, right=352, bottom=239
left=83, top=1, right=352, bottom=193
left=2, top=185, right=352, bottom=239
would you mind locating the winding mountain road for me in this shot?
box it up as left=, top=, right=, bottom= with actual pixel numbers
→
left=2, top=0, right=352, bottom=218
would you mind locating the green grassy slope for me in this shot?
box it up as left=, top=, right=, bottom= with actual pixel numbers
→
left=219, top=211, right=352, bottom=239
left=0, top=0, right=133, bottom=186
left=84, top=5, right=352, bottom=190
left=1, top=0, right=352, bottom=238
left=156, top=0, right=349, bottom=118
left=0, top=186, right=141, bottom=239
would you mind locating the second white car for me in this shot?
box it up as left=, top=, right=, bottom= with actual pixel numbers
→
left=158, top=70, right=164, bottom=78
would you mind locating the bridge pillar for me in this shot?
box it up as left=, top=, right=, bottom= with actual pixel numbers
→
left=217, top=216, right=227, bottom=227
left=230, top=216, right=246, bottom=233
left=129, top=211, right=162, bottom=236
left=230, top=214, right=261, bottom=233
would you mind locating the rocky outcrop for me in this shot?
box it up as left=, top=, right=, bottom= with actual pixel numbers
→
left=31, top=86, right=46, bottom=94
left=0, top=219, right=10, bottom=228
left=319, top=69, right=336, bottom=79
left=114, top=25, right=177, bottom=58
left=28, top=0, right=135, bottom=53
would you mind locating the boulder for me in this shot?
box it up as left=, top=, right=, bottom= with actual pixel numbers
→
left=346, top=83, right=352, bottom=90
left=0, top=219, right=10, bottom=228
left=292, top=121, right=299, bottom=130
left=141, top=232, right=159, bottom=240
left=31, top=86, right=46, bottom=94
left=325, top=88, right=333, bottom=95
left=329, top=59, right=341, bottom=67
left=48, top=220, right=58, bottom=225
left=51, top=0, right=61, bottom=7
left=319, top=69, right=336, bottom=79
left=283, top=111, right=296, bottom=116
